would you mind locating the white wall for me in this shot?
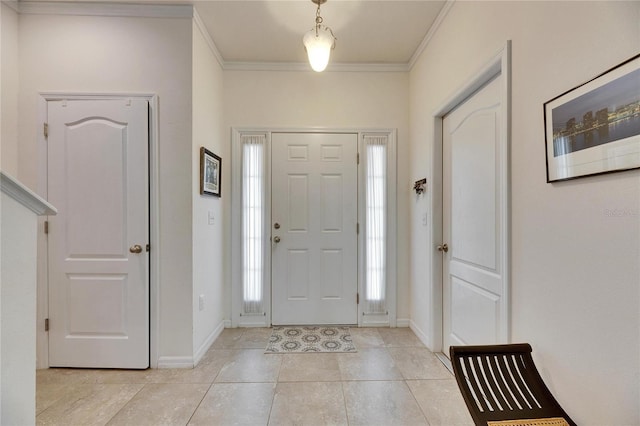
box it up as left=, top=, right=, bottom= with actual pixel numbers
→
left=192, top=21, right=226, bottom=360
left=223, top=70, right=411, bottom=322
left=1, top=2, right=19, bottom=176
left=409, top=2, right=640, bottom=424
left=18, top=13, right=195, bottom=362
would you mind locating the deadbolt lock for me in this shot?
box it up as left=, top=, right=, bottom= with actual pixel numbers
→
left=274, top=223, right=280, bottom=229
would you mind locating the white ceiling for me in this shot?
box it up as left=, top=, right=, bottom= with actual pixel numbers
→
left=19, top=0, right=448, bottom=68
left=193, top=1, right=447, bottom=66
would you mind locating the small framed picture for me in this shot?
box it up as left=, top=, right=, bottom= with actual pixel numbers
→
left=544, top=53, right=640, bottom=182
left=200, top=147, right=221, bottom=197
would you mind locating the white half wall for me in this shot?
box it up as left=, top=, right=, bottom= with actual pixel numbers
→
left=1, top=172, right=56, bottom=425
left=223, top=70, right=410, bottom=323
left=409, top=1, right=640, bottom=424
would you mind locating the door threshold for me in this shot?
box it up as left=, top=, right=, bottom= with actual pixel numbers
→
left=435, top=352, right=453, bottom=374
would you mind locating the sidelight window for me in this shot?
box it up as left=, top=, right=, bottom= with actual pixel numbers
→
left=242, top=135, right=266, bottom=315
left=364, top=135, right=388, bottom=315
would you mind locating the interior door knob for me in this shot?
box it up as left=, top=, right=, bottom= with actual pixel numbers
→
left=273, top=236, right=281, bottom=243
left=129, top=244, right=143, bottom=254
left=437, top=243, right=449, bottom=253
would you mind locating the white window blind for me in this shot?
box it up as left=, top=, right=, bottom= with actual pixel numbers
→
left=242, top=135, right=266, bottom=315
left=364, top=135, right=387, bottom=314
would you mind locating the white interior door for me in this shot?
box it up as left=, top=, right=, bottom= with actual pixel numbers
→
left=442, top=75, right=508, bottom=355
left=271, top=133, right=358, bottom=325
left=48, top=99, right=149, bottom=368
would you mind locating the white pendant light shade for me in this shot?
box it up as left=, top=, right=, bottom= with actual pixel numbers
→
left=303, top=26, right=335, bottom=72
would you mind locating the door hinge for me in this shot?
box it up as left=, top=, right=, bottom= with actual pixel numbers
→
left=357, top=223, right=359, bottom=235
left=357, top=153, right=360, bottom=164
left=44, top=123, right=49, bottom=139
left=45, top=318, right=49, bottom=331
left=357, top=293, right=360, bottom=304
left=44, top=220, right=49, bottom=234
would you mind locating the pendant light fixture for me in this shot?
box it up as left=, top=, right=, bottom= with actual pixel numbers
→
left=302, top=0, right=336, bottom=72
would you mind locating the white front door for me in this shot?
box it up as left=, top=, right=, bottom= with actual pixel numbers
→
left=47, top=99, right=149, bottom=368
left=271, top=133, right=358, bottom=325
left=442, top=75, right=509, bottom=355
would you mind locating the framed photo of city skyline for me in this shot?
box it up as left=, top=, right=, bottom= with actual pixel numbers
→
left=544, top=53, right=640, bottom=182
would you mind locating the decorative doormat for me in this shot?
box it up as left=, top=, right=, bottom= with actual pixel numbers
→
left=265, top=326, right=357, bottom=353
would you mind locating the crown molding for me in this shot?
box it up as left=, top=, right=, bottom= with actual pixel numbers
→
left=223, top=61, right=409, bottom=73
left=17, top=1, right=193, bottom=19
left=2, top=1, right=19, bottom=12
left=193, top=7, right=225, bottom=68
left=408, top=0, right=455, bottom=71
left=325, top=62, right=410, bottom=73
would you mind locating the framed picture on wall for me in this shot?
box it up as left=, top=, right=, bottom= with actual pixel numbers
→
left=200, top=147, right=221, bottom=197
left=544, top=53, right=640, bottom=182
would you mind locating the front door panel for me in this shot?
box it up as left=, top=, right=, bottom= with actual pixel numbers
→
left=271, top=133, right=358, bottom=325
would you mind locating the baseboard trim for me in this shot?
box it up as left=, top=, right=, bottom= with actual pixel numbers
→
left=237, top=320, right=270, bottom=327
left=361, top=322, right=390, bottom=328
left=157, top=356, right=194, bottom=369
left=396, top=318, right=410, bottom=328
left=193, top=320, right=225, bottom=366
left=409, top=319, right=432, bottom=349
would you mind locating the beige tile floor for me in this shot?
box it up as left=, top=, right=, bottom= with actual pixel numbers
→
left=36, top=327, right=474, bottom=426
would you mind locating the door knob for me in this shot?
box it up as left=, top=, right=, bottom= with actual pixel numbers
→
left=273, top=236, right=281, bottom=243
left=437, top=244, right=449, bottom=253
left=129, top=244, right=143, bottom=254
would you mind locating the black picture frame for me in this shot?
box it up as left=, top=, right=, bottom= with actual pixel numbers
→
left=200, top=147, right=221, bottom=197
left=544, top=53, right=640, bottom=182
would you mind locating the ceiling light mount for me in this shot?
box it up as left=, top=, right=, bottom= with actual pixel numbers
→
left=303, top=0, right=336, bottom=72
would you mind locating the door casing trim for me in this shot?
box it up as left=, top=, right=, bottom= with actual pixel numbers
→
left=37, top=92, right=160, bottom=368
left=426, top=41, right=512, bottom=353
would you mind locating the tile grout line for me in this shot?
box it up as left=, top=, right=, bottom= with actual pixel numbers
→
left=34, top=381, right=71, bottom=419
left=404, top=378, right=434, bottom=426
left=264, top=348, right=285, bottom=425
left=340, top=380, right=351, bottom=426
left=102, top=382, right=147, bottom=426
left=184, top=382, right=215, bottom=425
left=265, top=382, right=279, bottom=425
